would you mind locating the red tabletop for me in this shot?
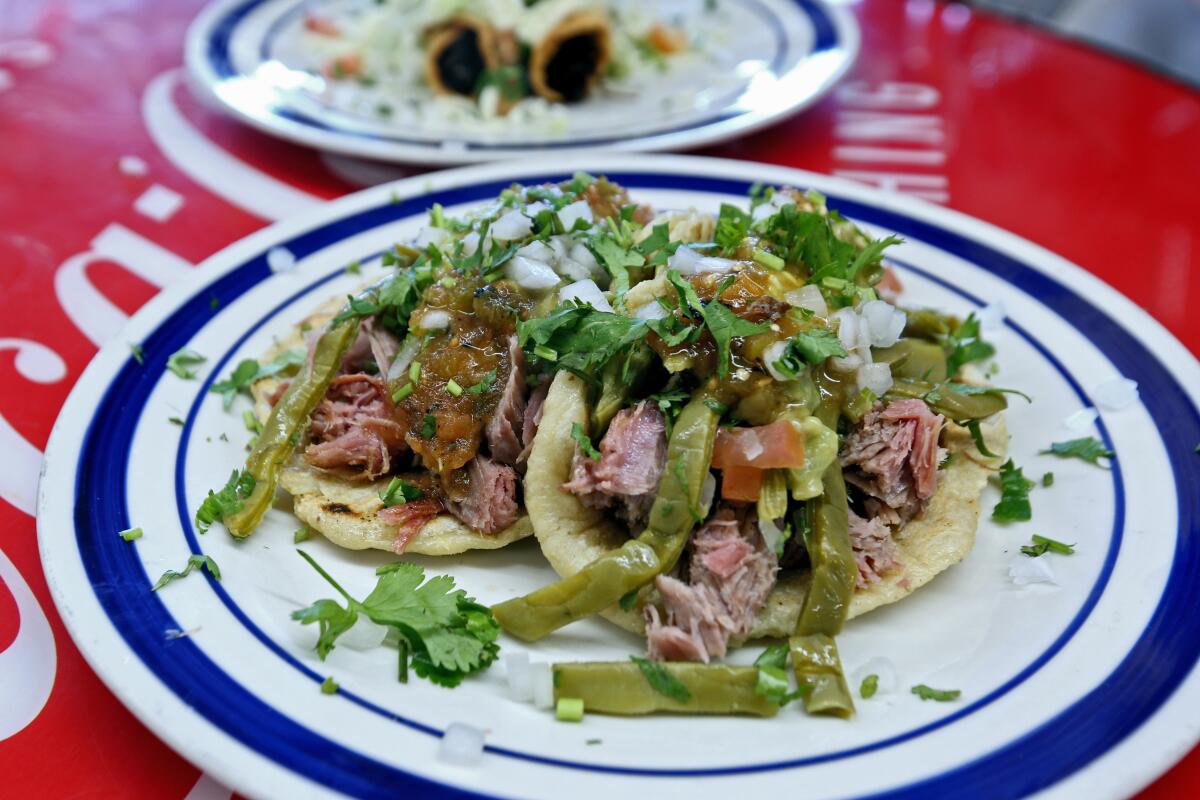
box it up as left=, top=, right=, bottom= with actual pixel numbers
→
left=2, top=1, right=1198, bottom=797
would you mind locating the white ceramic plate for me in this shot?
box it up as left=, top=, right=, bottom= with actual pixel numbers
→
left=39, top=156, right=1200, bottom=800
left=183, top=0, right=859, bottom=164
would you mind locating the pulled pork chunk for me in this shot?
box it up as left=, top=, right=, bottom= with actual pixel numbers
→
left=304, top=374, right=406, bottom=479
left=378, top=497, right=445, bottom=553
left=561, top=401, right=667, bottom=529
left=848, top=509, right=899, bottom=588
left=484, top=336, right=527, bottom=466
left=840, top=398, right=945, bottom=523
left=516, top=377, right=550, bottom=466
left=361, top=317, right=402, bottom=375
left=645, top=508, right=778, bottom=663
left=442, top=455, right=519, bottom=534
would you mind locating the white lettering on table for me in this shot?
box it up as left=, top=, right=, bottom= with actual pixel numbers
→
left=0, top=338, right=66, bottom=516
left=831, top=81, right=949, bottom=203
left=55, top=224, right=193, bottom=347
left=0, top=547, right=57, bottom=741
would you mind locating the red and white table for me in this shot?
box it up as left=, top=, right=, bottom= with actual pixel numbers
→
left=2, top=1, right=1197, bottom=796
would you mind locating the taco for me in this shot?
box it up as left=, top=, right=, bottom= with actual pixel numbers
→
left=495, top=186, right=1009, bottom=712
left=221, top=174, right=662, bottom=555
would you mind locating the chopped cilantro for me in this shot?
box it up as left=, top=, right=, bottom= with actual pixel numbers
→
left=166, top=348, right=206, bottom=379
left=1041, top=437, right=1114, bottom=467
left=618, top=589, right=639, bottom=611
left=210, top=359, right=260, bottom=410
left=992, top=460, right=1034, bottom=522
left=1042, top=472, right=1054, bottom=487
left=320, top=677, right=339, bottom=695
left=292, top=551, right=500, bottom=687
left=911, top=684, right=960, bottom=702
left=168, top=416, right=184, bottom=426
left=771, top=328, right=848, bottom=376
left=630, top=656, right=691, bottom=703
left=647, top=387, right=691, bottom=436
left=714, top=203, right=752, bottom=254
left=330, top=294, right=383, bottom=327
left=860, top=674, right=879, bottom=699
left=420, top=413, right=437, bottom=439
left=1021, top=534, right=1075, bottom=557
left=119, top=527, right=143, bottom=542
left=242, top=409, right=263, bottom=435
left=634, top=224, right=680, bottom=266
left=587, top=234, right=644, bottom=304
left=152, top=553, right=221, bottom=591
left=518, top=304, right=647, bottom=385
left=466, top=369, right=498, bottom=394
left=753, top=645, right=807, bottom=706
left=380, top=477, right=423, bottom=507
left=703, top=277, right=771, bottom=378
left=943, top=313, right=995, bottom=377
left=446, top=379, right=463, bottom=396
left=345, top=259, right=362, bottom=275
left=571, top=423, right=601, bottom=460
left=967, top=419, right=997, bottom=458
left=195, top=469, right=255, bottom=533
left=129, top=342, right=145, bottom=364
left=294, top=526, right=311, bottom=544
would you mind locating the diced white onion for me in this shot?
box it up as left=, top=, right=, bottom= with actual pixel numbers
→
left=569, top=241, right=600, bottom=275
left=387, top=334, right=423, bottom=381
left=460, top=231, right=480, bottom=257
left=667, top=244, right=702, bottom=274
left=505, top=653, right=533, bottom=702
left=559, top=279, right=613, bottom=312
left=547, top=235, right=570, bottom=262
left=516, top=240, right=555, bottom=263
left=695, top=256, right=737, bottom=274
left=438, top=722, right=486, bottom=766
left=557, top=199, right=594, bottom=231
left=266, top=246, right=296, bottom=273
left=833, top=308, right=858, bottom=350
left=524, top=200, right=551, bottom=217
left=784, top=284, right=828, bottom=317
left=556, top=258, right=591, bottom=283
left=978, top=301, right=1006, bottom=331
left=413, top=226, right=449, bottom=249
left=1094, top=377, right=1139, bottom=410
left=531, top=662, right=555, bottom=710
left=1008, top=554, right=1057, bottom=586
left=505, top=255, right=561, bottom=289
left=857, top=362, right=894, bottom=396
left=851, top=657, right=898, bottom=695
left=1063, top=407, right=1099, bottom=431
left=861, top=300, right=906, bottom=348
left=633, top=301, right=668, bottom=321
left=418, top=310, right=451, bottom=330
left=338, top=616, right=389, bottom=651
left=491, top=209, right=533, bottom=241
left=762, top=340, right=790, bottom=381
left=699, top=472, right=716, bottom=518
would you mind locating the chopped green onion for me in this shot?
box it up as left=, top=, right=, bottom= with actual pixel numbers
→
left=392, top=383, right=414, bottom=402
left=1021, top=534, right=1075, bottom=557
left=1042, top=472, right=1054, bottom=487
left=821, top=277, right=847, bottom=290
left=409, top=361, right=421, bottom=383
left=752, top=248, right=785, bottom=271
left=294, top=526, right=310, bottom=544
left=533, top=345, right=558, bottom=362
left=555, top=697, right=585, bottom=722
left=441, top=277, right=457, bottom=287
left=446, top=379, right=463, bottom=396
left=421, top=413, right=437, bottom=439
left=911, top=684, right=960, bottom=702
left=860, top=674, right=879, bottom=699
left=320, top=677, right=339, bottom=695
left=119, top=527, right=143, bottom=542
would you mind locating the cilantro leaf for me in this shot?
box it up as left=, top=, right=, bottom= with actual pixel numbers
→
left=588, top=235, right=645, bottom=303
left=292, top=551, right=500, bottom=688
left=195, top=469, right=255, bottom=533
left=967, top=419, right=997, bottom=458
left=1041, top=437, right=1114, bottom=467
left=630, top=656, right=691, bottom=703
left=380, top=477, right=423, bottom=507
left=166, top=348, right=206, bottom=379
left=714, top=203, right=752, bottom=254
left=571, top=423, right=601, bottom=460
left=421, top=414, right=437, bottom=439
left=618, top=589, right=639, bottom=611
left=665, top=269, right=704, bottom=316
left=320, top=677, right=339, bottom=694
left=647, top=387, right=691, bottom=437
left=518, top=304, right=647, bottom=385
left=152, top=553, right=221, bottom=591
left=209, top=358, right=261, bottom=410
left=911, top=684, right=960, bottom=702
left=1021, top=534, right=1075, bottom=557
left=635, top=224, right=680, bottom=266
left=992, top=459, right=1034, bottom=522
left=860, top=674, right=879, bottom=699
left=331, top=294, right=383, bottom=327
left=772, top=328, right=848, bottom=376
left=753, top=644, right=790, bottom=670
left=943, top=313, right=995, bottom=377
left=465, top=368, right=498, bottom=394
left=1042, top=472, right=1054, bottom=487
left=702, top=279, right=771, bottom=378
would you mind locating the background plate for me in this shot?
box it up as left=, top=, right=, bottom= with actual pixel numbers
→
left=38, top=156, right=1200, bottom=799
left=183, top=0, right=860, bottom=164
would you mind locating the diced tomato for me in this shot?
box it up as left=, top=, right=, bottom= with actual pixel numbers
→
left=711, top=420, right=805, bottom=470
left=647, top=24, right=688, bottom=54
left=325, top=52, right=363, bottom=78
left=305, top=15, right=341, bottom=36
left=720, top=464, right=763, bottom=502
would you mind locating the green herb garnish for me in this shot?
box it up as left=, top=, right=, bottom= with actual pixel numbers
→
left=166, top=348, right=206, bottom=379
left=1042, top=472, right=1054, bottom=487
left=911, top=684, right=960, bottom=702
left=571, top=422, right=601, bottom=461
left=129, top=342, right=145, bottom=364
left=380, top=477, right=423, bottom=507
left=618, top=589, right=639, bottom=611
left=1020, top=534, right=1075, bottom=557
left=772, top=328, right=848, bottom=376
left=320, top=677, right=339, bottom=695
left=152, top=553, right=221, bottom=591
left=860, top=674, right=879, bottom=699
left=420, top=414, right=437, bottom=439
left=195, top=469, right=255, bottom=533
left=943, top=313, right=995, bottom=377
left=630, top=656, right=691, bottom=703
left=992, top=459, right=1034, bottom=522
left=1041, top=437, right=1114, bottom=467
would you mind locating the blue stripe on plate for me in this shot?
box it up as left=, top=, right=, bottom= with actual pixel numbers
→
left=74, top=173, right=1200, bottom=799
left=205, top=0, right=836, bottom=150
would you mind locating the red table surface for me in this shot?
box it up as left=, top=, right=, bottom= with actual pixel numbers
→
left=1, top=1, right=1197, bottom=797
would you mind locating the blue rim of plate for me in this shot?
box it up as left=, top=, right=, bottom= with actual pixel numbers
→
left=72, top=172, right=1199, bottom=799
left=200, top=0, right=843, bottom=151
